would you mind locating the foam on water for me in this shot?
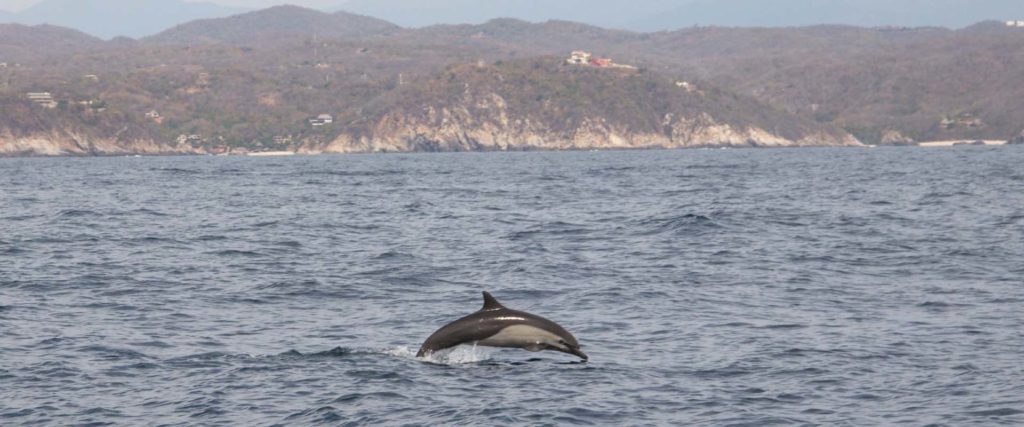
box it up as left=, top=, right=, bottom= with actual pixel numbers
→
left=409, top=344, right=493, bottom=365
left=383, top=344, right=494, bottom=365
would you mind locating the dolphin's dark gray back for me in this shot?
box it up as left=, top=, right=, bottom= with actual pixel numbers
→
left=416, top=292, right=582, bottom=358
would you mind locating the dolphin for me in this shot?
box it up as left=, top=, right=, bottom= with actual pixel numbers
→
left=416, top=291, right=588, bottom=361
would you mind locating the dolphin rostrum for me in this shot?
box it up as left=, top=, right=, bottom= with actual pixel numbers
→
left=416, top=291, right=588, bottom=361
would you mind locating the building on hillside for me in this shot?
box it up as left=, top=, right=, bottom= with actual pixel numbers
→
left=83, top=74, right=99, bottom=82
left=146, top=110, right=163, bottom=124
left=566, top=50, right=636, bottom=70
left=676, top=81, right=696, bottom=92
left=176, top=134, right=206, bottom=146
left=941, top=113, right=984, bottom=130
left=567, top=51, right=592, bottom=65
left=26, top=92, right=57, bottom=108
left=1007, top=20, right=1024, bottom=27
left=309, top=114, right=334, bottom=126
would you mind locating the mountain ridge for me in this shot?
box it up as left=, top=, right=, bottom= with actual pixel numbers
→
left=0, top=0, right=247, bottom=39
left=2, top=7, right=1024, bottom=156
left=145, top=5, right=400, bottom=44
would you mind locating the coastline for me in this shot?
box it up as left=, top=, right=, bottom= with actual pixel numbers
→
left=917, top=140, right=1008, bottom=147
left=1, top=142, right=1019, bottom=159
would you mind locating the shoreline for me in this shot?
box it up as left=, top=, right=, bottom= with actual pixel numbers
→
left=0, top=143, right=1019, bottom=159
left=917, top=140, right=1008, bottom=147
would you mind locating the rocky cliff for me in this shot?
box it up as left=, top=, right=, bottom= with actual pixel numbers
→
left=0, top=97, right=196, bottom=156
left=1009, top=130, right=1024, bottom=145
left=0, top=130, right=199, bottom=156
left=302, top=60, right=861, bottom=154
left=2, top=58, right=862, bottom=156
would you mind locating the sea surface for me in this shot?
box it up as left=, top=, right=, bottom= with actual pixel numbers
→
left=1, top=148, right=1023, bottom=426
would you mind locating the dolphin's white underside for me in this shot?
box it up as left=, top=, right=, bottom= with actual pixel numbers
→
left=478, top=324, right=564, bottom=351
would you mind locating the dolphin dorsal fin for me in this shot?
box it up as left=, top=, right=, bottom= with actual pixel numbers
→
left=482, top=291, right=505, bottom=310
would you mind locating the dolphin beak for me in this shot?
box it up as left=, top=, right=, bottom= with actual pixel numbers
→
left=567, top=346, right=588, bottom=362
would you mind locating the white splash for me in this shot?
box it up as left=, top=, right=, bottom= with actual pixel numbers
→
left=383, top=346, right=417, bottom=358
left=384, top=344, right=492, bottom=365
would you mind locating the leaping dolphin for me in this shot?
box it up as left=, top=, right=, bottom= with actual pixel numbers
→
left=417, top=291, right=588, bottom=361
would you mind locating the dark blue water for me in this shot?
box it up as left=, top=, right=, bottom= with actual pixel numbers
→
left=2, top=148, right=1023, bottom=425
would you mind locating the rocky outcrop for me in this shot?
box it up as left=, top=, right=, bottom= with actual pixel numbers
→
left=1009, top=130, right=1024, bottom=145
left=880, top=130, right=916, bottom=146
left=302, top=108, right=860, bottom=154
left=0, top=129, right=200, bottom=156
left=301, top=60, right=862, bottom=154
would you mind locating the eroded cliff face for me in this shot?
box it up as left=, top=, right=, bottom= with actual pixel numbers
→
left=0, top=129, right=199, bottom=156
left=302, top=97, right=862, bottom=154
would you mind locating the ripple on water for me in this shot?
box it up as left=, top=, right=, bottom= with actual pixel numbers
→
left=2, top=149, right=1023, bottom=425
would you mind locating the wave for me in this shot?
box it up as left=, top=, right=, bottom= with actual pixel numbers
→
left=153, top=167, right=200, bottom=175
left=78, top=345, right=153, bottom=361
left=56, top=209, right=102, bottom=218
left=303, top=170, right=407, bottom=177
left=131, top=208, right=169, bottom=217
left=206, top=249, right=264, bottom=257
left=637, top=213, right=720, bottom=236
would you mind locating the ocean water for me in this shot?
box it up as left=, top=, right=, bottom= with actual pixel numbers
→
left=1, top=147, right=1023, bottom=426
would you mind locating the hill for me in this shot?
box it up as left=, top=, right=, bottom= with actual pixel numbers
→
left=336, top=0, right=1024, bottom=31
left=305, top=58, right=859, bottom=153
left=4, top=8, right=1024, bottom=155
left=1, top=0, right=246, bottom=39
left=0, top=95, right=192, bottom=156
left=633, top=0, right=1024, bottom=30
left=147, top=5, right=400, bottom=44
left=337, top=0, right=677, bottom=30
left=0, top=23, right=105, bottom=61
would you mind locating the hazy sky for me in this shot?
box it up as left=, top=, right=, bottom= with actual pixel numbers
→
left=182, top=0, right=337, bottom=9
left=0, top=0, right=339, bottom=12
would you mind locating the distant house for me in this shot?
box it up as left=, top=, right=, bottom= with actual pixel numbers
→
left=146, top=110, right=163, bottom=124
left=567, top=51, right=592, bottom=65
left=83, top=74, right=99, bottom=82
left=942, top=113, right=984, bottom=130
left=26, top=92, right=57, bottom=109
left=566, top=50, right=636, bottom=70
left=1007, top=20, right=1024, bottom=27
left=675, top=81, right=697, bottom=92
left=309, top=114, right=334, bottom=126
